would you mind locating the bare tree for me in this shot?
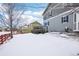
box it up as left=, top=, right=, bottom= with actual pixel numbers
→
left=0, top=3, right=25, bottom=38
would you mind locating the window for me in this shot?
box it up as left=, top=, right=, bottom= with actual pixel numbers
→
left=44, top=21, right=49, bottom=26
left=61, top=16, right=69, bottom=23
left=49, top=10, right=52, bottom=16
left=48, top=21, right=49, bottom=25
left=74, top=13, right=76, bottom=22
left=43, top=16, right=47, bottom=20
left=44, top=22, right=48, bottom=26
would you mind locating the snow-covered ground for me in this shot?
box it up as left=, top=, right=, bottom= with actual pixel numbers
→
left=0, top=32, right=79, bottom=56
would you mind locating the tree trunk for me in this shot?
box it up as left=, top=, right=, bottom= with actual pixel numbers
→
left=10, top=16, right=13, bottom=38
left=9, top=4, right=13, bottom=38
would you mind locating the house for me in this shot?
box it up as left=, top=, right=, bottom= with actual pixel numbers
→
left=28, top=21, right=42, bottom=30
left=20, top=21, right=42, bottom=33
left=43, top=3, right=79, bottom=32
left=0, top=27, right=2, bottom=32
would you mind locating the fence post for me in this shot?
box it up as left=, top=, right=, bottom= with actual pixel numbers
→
left=0, top=35, right=3, bottom=44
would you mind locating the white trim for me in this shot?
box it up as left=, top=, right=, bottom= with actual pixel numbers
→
left=72, top=13, right=79, bottom=32
left=73, top=13, right=75, bottom=31
left=46, top=7, right=79, bottom=21
left=73, top=30, right=79, bottom=32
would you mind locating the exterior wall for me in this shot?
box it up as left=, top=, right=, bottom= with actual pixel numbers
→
left=43, top=3, right=79, bottom=32
left=43, top=3, right=58, bottom=20
left=43, top=10, right=52, bottom=20
left=48, top=11, right=74, bottom=32
left=43, top=3, right=73, bottom=29
left=43, top=3, right=78, bottom=20
left=51, top=8, right=71, bottom=17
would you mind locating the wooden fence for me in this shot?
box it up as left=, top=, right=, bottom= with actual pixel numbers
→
left=0, top=33, right=11, bottom=45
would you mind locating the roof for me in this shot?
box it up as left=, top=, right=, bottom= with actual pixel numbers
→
left=42, top=3, right=79, bottom=16
left=42, top=3, right=58, bottom=15
left=29, top=21, right=42, bottom=26
left=42, top=3, right=51, bottom=15
left=47, top=7, right=79, bottom=21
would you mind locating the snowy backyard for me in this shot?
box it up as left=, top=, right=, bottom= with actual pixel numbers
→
left=0, top=32, right=79, bottom=56
left=1, top=3, right=79, bottom=57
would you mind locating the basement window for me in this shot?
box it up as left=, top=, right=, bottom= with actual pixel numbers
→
left=44, top=22, right=48, bottom=26
left=44, top=21, right=49, bottom=26
left=61, top=16, right=69, bottom=23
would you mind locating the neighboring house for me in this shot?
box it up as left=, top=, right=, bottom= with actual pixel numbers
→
left=28, top=21, right=42, bottom=30
left=20, top=21, right=42, bottom=33
left=0, top=27, right=8, bottom=32
left=0, top=27, right=2, bottom=32
left=43, top=3, right=79, bottom=32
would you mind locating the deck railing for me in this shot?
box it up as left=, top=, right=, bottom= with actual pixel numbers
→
left=0, top=33, right=12, bottom=45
